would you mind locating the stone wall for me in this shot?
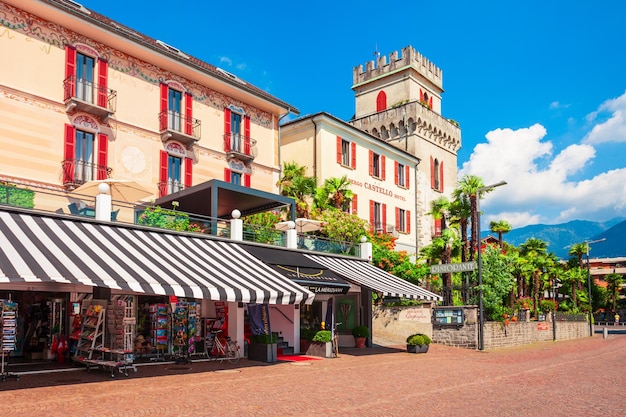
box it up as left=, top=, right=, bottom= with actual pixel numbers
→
left=374, top=305, right=589, bottom=350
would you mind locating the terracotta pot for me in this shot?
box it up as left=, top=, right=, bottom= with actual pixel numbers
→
left=355, top=337, right=366, bottom=349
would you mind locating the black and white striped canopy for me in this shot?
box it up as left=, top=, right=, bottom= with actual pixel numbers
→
left=0, top=210, right=314, bottom=305
left=304, top=253, right=442, bottom=301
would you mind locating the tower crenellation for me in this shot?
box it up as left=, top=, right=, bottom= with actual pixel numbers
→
left=353, top=45, right=443, bottom=90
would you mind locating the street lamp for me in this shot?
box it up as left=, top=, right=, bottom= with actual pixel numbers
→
left=585, top=238, right=606, bottom=337
left=476, top=180, right=507, bottom=351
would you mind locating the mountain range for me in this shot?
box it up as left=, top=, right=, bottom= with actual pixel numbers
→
left=487, top=217, right=626, bottom=260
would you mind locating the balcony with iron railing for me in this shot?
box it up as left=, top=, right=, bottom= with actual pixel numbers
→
left=63, top=76, right=117, bottom=120
left=158, top=110, right=201, bottom=148
left=61, top=159, right=111, bottom=189
left=223, top=133, right=256, bottom=163
left=372, top=222, right=399, bottom=237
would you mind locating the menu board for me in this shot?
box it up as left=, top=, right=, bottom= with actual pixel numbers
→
left=433, top=307, right=464, bottom=326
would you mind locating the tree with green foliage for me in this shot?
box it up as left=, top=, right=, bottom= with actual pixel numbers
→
left=489, top=219, right=511, bottom=248
left=276, top=161, right=317, bottom=218
left=473, top=244, right=516, bottom=320
left=315, top=208, right=370, bottom=254
left=454, top=175, right=485, bottom=261
left=314, top=176, right=353, bottom=211
left=137, top=204, right=202, bottom=233
left=604, top=273, right=624, bottom=312
left=241, top=211, right=284, bottom=244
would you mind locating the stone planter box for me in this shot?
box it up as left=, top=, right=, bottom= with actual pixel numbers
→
left=306, top=341, right=333, bottom=358
left=248, top=343, right=277, bottom=363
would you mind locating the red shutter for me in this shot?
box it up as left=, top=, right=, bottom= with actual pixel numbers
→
left=63, top=124, right=76, bottom=184
left=64, top=45, right=76, bottom=101
left=405, top=165, right=410, bottom=188
left=381, top=155, right=386, bottom=180
left=351, top=194, right=358, bottom=214
left=382, top=204, right=387, bottom=231
left=420, top=89, right=424, bottom=102
left=407, top=210, right=411, bottom=233
left=336, top=136, right=342, bottom=164
left=243, top=115, right=251, bottom=155
left=159, top=83, right=168, bottom=131
left=429, top=96, right=433, bottom=109
left=244, top=173, right=251, bottom=187
left=439, top=161, right=444, bottom=191
left=369, top=200, right=375, bottom=229
left=434, top=218, right=442, bottom=236
left=368, top=151, right=374, bottom=176
left=224, top=168, right=231, bottom=182
left=184, top=157, right=193, bottom=188
left=376, top=91, right=387, bottom=112
left=224, top=108, right=232, bottom=151
left=395, top=207, right=400, bottom=230
left=96, top=133, right=108, bottom=180
left=159, top=150, right=168, bottom=197
left=184, top=92, right=193, bottom=135
left=430, top=156, right=435, bottom=189
left=97, top=59, right=108, bottom=108
left=394, top=162, right=399, bottom=185
left=351, top=142, right=356, bottom=169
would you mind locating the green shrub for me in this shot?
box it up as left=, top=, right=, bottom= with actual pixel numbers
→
left=312, top=330, right=332, bottom=343
left=406, top=333, right=431, bottom=346
left=351, top=325, right=369, bottom=338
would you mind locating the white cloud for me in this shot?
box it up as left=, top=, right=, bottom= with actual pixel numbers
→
left=459, top=112, right=626, bottom=228
left=219, top=56, right=233, bottom=66
left=583, top=90, right=626, bottom=144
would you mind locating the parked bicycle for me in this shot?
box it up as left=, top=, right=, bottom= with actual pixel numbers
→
left=206, top=330, right=240, bottom=364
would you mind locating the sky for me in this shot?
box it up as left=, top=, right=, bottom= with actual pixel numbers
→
left=76, top=0, right=626, bottom=229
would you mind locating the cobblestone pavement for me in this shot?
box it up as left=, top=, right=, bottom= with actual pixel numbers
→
left=1, top=335, right=625, bottom=417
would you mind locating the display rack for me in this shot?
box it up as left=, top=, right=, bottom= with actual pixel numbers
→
left=73, top=303, right=105, bottom=363
left=150, top=303, right=169, bottom=361
left=1, top=299, right=19, bottom=381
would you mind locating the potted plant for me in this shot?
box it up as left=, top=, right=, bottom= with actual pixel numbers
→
left=299, top=327, right=316, bottom=353
left=352, top=325, right=369, bottom=349
left=406, top=333, right=431, bottom=353
left=306, top=330, right=333, bottom=358
left=248, top=333, right=278, bottom=363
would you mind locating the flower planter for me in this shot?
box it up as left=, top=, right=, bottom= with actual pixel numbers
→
left=354, top=336, right=366, bottom=349
left=306, top=341, right=333, bottom=358
left=406, top=344, right=429, bottom=354
left=248, top=342, right=277, bottom=363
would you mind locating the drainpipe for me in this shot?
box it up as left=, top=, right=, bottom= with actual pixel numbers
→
left=414, top=161, right=420, bottom=255
left=311, top=117, right=318, bottom=178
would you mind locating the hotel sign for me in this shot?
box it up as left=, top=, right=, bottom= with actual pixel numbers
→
left=430, top=262, right=477, bottom=274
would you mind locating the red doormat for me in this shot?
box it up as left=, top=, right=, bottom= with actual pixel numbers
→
left=277, top=354, right=321, bottom=362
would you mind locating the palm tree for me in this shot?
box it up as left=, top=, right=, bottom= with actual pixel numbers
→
left=489, top=219, right=511, bottom=248
left=427, top=197, right=454, bottom=304
left=568, top=243, right=589, bottom=307
left=605, top=273, right=624, bottom=312
left=276, top=162, right=317, bottom=218
left=314, top=176, right=353, bottom=211
left=454, top=175, right=485, bottom=261
left=428, top=196, right=451, bottom=234
left=449, top=194, right=471, bottom=263
left=519, top=238, right=550, bottom=319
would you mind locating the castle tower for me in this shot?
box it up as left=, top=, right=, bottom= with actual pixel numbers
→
left=350, top=46, right=461, bottom=250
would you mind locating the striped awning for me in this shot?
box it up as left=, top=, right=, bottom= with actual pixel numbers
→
left=304, top=253, right=442, bottom=301
left=0, top=210, right=314, bottom=305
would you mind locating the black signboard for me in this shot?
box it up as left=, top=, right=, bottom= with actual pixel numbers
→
left=433, top=307, right=464, bottom=328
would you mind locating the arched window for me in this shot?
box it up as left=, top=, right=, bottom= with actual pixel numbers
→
left=376, top=91, right=387, bottom=112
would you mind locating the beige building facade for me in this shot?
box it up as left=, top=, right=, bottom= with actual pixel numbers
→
left=281, top=113, right=419, bottom=253
left=0, top=0, right=295, bottom=219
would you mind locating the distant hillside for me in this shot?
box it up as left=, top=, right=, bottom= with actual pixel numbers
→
left=491, top=217, right=626, bottom=259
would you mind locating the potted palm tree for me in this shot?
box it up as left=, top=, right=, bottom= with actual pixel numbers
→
left=406, top=333, right=431, bottom=353
left=352, top=325, right=369, bottom=348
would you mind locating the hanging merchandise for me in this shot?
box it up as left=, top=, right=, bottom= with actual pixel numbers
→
left=1, top=299, right=20, bottom=381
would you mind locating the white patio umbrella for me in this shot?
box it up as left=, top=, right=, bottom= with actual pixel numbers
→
left=73, top=179, right=154, bottom=203
left=275, top=218, right=326, bottom=233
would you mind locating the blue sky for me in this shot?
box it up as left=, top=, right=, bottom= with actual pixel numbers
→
left=77, top=0, right=626, bottom=229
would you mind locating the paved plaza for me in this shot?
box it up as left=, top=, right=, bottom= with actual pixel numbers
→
left=1, top=335, right=625, bottom=417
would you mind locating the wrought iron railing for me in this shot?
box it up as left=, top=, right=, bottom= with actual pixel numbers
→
left=63, top=75, right=117, bottom=112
